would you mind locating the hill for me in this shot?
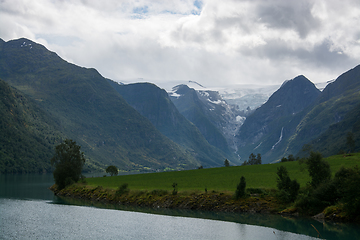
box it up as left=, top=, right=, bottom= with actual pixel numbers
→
left=236, top=75, right=321, bottom=163
left=0, top=79, right=63, bottom=173
left=0, top=38, right=199, bottom=172
left=108, top=81, right=237, bottom=166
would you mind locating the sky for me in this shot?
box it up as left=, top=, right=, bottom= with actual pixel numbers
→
left=1, top=0, right=360, bottom=89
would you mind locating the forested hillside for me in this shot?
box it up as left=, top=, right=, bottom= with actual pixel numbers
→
left=0, top=38, right=200, bottom=172
left=0, top=79, right=62, bottom=173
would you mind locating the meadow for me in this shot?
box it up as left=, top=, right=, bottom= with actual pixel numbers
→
left=86, top=153, right=360, bottom=192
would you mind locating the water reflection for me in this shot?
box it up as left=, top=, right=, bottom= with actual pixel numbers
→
left=55, top=196, right=359, bottom=240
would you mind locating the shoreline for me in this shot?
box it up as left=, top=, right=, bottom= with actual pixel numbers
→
left=49, top=184, right=353, bottom=223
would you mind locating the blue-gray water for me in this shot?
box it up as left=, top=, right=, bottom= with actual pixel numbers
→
left=0, top=174, right=358, bottom=239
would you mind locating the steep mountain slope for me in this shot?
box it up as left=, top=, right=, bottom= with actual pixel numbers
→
left=169, top=85, right=237, bottom=154
left=236, top=75, right=321, bottom=163
left=290, top=65, right=360, bottom=157
left=0, top=79, right=64, bottom=173
left=306, top=102, right=360, bottom=156
left=0, top=38, right=198, bottom=171
left=108, top=82, right=236, bottom=166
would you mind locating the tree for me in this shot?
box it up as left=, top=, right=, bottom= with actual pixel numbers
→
left=306, top=151, right=331, bottom=188
left=51, top=139, right=86, bottom=189
left=106, top=165, right=119, bottom=176
left=235, top=176, right=246, bottom=199
left=224, top=159, right=230, bottom=167
left=242, top=153, right=262, bottom=165
left=276, top=166, right=299, bottom=202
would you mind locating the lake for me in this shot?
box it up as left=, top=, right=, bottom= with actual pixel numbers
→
left=0, top=174, right=358, bottom=239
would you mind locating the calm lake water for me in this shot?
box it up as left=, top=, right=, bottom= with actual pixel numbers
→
left=0, top=174, right=359, bottom=240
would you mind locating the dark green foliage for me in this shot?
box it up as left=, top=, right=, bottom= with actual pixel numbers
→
left=172, top=182, right=178, bottom=195
left=106, top=165, right=118, bottom=176
left=115, top=183, right=129, bottom=196
left=281, top=154, right=297, bottom=162
left=242, top=153, right=261, bottom=165
left=305, top=152, right=331, bottom=188
left=0, top=79, right=63, bottom=173
left=51, top=139, right=86, bottom=189
left=235, top=176, right=246, bottom=199
left=224, top=159, right=230, bottom=167
left=276, top=166, right=299, bottom=202
left=334, top=166, right=360, bottom=218
left=312, top=180, right=338, bottom=206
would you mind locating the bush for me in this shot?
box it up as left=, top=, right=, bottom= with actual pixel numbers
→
left=276, top=166, right=299, bottom=203
left=235, top=176, right=246, bottom=199
left=150, top=189, right=168, bottom=196
left=305, top=152, right=331, bottom=188
left=334, top=166, right=360, bottom=219
left=172, top=182, right=178, bottom=195
left=116, top=183, right=129, bottom=196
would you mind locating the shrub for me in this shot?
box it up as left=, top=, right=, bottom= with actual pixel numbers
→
left=276, top=166, right=299, bottom=203
left=172, top=182, right=178, bottom=195
left=306, top=152, right=331, bottom=188
left=150, top=189, right=168, bottom=196
left=116, top=183, right=129, bottom=196
left=235, top=176, right=246, bottom=199
left=334, top=166, right=360, bottom=219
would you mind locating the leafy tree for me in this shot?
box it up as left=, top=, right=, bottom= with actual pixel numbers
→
left=224, top=159, right=230, bottom=167
left=51, top=139, right=86, bottom=189
left=276, top=166, right=299, bottom=202
left=305, top=152, right=331, bottom=188
left=235, top=176, right=246, bottom=199
left=334, top=166, right=360, bottom=218
left=106, top=165, right=118, bottom=176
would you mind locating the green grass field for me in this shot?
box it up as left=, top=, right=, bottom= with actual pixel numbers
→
left=86, top=153, right=360, bottom=192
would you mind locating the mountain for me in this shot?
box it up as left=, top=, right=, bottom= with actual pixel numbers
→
left=108, top=81, right=236, bottom=166
left=307, top=102, right=360, bottom=156
left=0, top=79, right=63, bottom=173
left=290, top=65, right=360, bottom=158
left=0, top=38, right=199, bottom=172
left=236, top=75, right=321, bottom=163
left=169, top=84, right=240, bottom=154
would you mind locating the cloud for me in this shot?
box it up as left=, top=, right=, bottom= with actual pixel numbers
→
left=0, top=0, right=360, bottom=88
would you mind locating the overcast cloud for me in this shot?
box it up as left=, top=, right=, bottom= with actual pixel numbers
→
left=1, top=0, right=359, bottom=89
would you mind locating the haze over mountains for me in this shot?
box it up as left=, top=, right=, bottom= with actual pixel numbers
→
left=1, top=37, right=359, bottom=172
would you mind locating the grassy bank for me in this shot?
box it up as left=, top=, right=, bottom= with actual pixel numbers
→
left=51, top=153, right=360, bottom=223
left=85, top=153, right=360, bottom=192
